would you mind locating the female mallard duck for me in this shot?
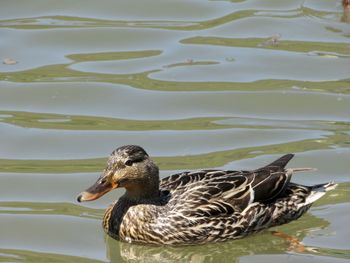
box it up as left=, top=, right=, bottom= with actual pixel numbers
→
left=77, top=145, right=336, bottom=245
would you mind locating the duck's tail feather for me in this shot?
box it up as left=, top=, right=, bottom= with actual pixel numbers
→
left=301, top=182, right=338, bottom=207
left=260, top=153, right=295, bottom=170
left=286, top=168, right=317, bottom=174
left=312, top=182, right=338, bottom=192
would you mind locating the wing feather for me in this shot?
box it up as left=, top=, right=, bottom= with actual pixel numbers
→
left=160, top=155, right=294, bottom=219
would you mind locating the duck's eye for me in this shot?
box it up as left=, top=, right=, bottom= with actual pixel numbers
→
left=124, top=160, right=133, bottom=166
left=99, top=178, right=107, bottom=184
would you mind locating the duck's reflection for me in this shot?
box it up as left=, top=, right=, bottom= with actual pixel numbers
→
left=341, top=0, right=350, bottom=23
left=341, top=10, right=350, bottom=23
left=105, top=214, right=329, bottom=263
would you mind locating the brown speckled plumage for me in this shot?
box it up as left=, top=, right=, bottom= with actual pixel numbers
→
left=78, top=145, right=336, bottom=245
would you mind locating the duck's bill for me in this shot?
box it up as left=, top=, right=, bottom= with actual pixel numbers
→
left=77, top=179, right=117, bottom=202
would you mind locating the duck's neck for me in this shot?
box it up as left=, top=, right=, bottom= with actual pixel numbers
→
left=124, top=181, right=160, bottom=202
left=125, top=164, right=161, bottom=202
left=103, top=182, right=161, bottom=237
left=103, top=164, right=161, bottom=237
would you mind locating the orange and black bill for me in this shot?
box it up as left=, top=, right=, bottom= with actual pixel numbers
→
left=77, top=177, right=116, bottom=202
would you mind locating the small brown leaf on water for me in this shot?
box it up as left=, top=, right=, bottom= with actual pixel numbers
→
left=3, top=58, right=18, bottom=65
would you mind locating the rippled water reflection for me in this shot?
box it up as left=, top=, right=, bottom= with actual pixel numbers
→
left=1, top=0, right=349, bottom=262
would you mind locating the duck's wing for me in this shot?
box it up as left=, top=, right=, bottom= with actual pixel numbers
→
left=159, top=154, right=295, bottom=216
left=251, top=153, right=295, bottom=202
left=160, top=170, right=249, bottom=218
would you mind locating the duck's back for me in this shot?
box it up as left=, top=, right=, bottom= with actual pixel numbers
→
left=160, top=154, right=295, bottom=213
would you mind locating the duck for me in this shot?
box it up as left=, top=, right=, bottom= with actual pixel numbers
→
left=77, top=145, right=336, bottom=245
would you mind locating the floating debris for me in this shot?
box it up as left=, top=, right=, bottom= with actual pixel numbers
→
left=225, top=57, right=235, bottom=62
left=3, top=58, right=18, bottom=65
left=258, top=34, right=282, bottom=47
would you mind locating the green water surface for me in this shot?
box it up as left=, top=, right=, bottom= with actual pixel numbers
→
left=0, top=0, right=350, bottom=262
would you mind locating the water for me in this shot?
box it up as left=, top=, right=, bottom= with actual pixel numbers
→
left=0, top=0, right=350, bottom=262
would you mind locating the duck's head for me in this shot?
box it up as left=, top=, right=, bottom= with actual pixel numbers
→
left=77, top=145, right=159, bottom=202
